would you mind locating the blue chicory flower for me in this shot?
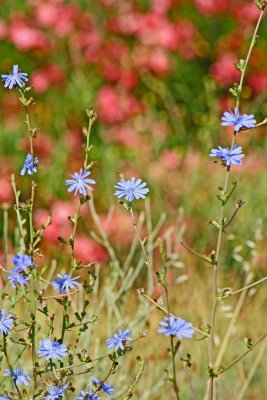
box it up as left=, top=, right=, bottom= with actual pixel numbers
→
left=221, top=108, right=256, bottom=132
left=8, top=271, right=30, bottom=288
left=106, top=329, right=132, bottom=351
left=0, top=310, right=14, bottom=336
left=1, top=65, right=28, bottom=89
left=44, top=384, right=68, bottom=400
left=65, top=168, right=95, bottom=196
left=38, top=339, right=68, bottom=360
left=76, top=390, right=100, bottom=400
left=4, top=368, right=31, bottom=386
left=209, top=145, right=245, bottom=166
left=114, top=177, right=149, bottom=202
left=158, top=316, right=194, bottom=339
left=52, top=274, right=80, bottom=294
left=13, top=254, right=33, bottom=271
left=91, top=377, right=114, bottom=396
left=21, top=153, right=38, bottom=176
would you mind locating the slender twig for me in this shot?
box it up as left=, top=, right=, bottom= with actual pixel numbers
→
left=206, top=8, right=265, bottom=399
left=217, top=332, right=267, bottom=376
left=236, top=336, right=267, bottom=400
left=220, top=276, right=267, bottom=299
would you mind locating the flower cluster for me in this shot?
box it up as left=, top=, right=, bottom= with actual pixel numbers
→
left=1, top=65, right=28, bottom=89
left=209, top=145, right=244, bottom=166
left=8, top=253, right=33, bottom=289
left=38, top=339, right=68, bottom=360
left=65, top=169, right=95, bottom=196
left=52, top=273, right=80, bottom=294
left=0, top=310, right=14, bottom=336
left=21, top=153, right=39, bottom=176
left=44, top=384, right=68, bottom=400
left=114, top=177, right=149, bottom=202
left=106, top=329, right=132, bottom=351
left=4, top=368, right=31, bottom=386
left=158, top=316, right=194, bottom=339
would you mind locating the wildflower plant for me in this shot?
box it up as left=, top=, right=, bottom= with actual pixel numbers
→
left=0, top=2, right=267, bottom=399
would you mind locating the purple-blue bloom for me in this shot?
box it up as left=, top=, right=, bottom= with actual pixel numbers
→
left=44, top=384, right=68, bottom=400
left=0, top=310, right=14, bottom=336
left=65, top=168, right=95, bottom=196
left=91, top=377, right=114, bottom=396
left=114, top=177, right=149, bottom=202
left=13, top=254, right=33, bottom=271
left=38, top=339, right=68, bottom=360
left=1, top=65, right=28, bottom=89
left=221, top=108, right=256, bottom=132
left=21, top=153, right=38, bottom=176
left=209, top=145, right=244, bottom=166
left=158, top=316, right=194, bottom=339
left=52, top=273, right=80, bottom=294
left=4, top=368, right=31, bottom=386
left=106, top=329, right=132, bottom=351
left=76, top=390, right=100, bottom=400
left=8, top=270, right=30, bottom=288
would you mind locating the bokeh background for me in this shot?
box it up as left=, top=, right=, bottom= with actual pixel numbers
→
left=0, top=0, right=267, bottom=398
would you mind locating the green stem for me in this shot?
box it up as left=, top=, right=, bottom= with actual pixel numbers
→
left=207, top=8, right=265, bottom=399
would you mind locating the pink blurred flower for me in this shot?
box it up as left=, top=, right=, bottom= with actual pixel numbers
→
left=100, top=209, right=133, bottom=246
left=0, top=178, right=13, bottom=203
left=34, top=201, right=75, bottom=244
left=248, top=73, right=267, bottom=94
left=35, top=2, right=79, bottom=37
left=231, top=2, right=259, bottom=24
left=139, top=14, right=178, bottom=50
left=161, top=150, right=181, bottom=170
left=195, top=0, right=229, bottom=15
left=97, top=86, right=122, bottom=123
left=152, top=0, right=176, bottom=15
left=75, top=235, right=108, bottom=264
left=21, top=132, right=53, bottom=159
left=176, top=20, right=197, bottom=59
left=106, top=125, right=140, bottom=147
left=97, top=86, right=142, bottom=124
left=210, top=52, right=240, bottom=87
left=149, top=48, right=172, bottom=75
left=9, top=15, right=51, bottom=52
left=31, top=64, right=65, bottom=93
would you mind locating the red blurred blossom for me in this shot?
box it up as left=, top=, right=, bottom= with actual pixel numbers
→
left=75, top=235, right=108, bottom=264
left=35, top=2, right=79, bottom=37
left=161, top=150, right=181, bottom=170
left=152, top=0, right=176, bottom=15
left=0, top=179, right=13, bottom=203
left=34, top=201, right=75, bottom=244
left=231, top=2, right=259, bottom=24
left=105, top=125, right=140, bottom=147
left=210, top=52, right=240, bottom=87
left=138, top=14, right=179, bottom=50
left=149, top=48, right=172, bottom=75
left=195, top=0, right=229, bottom=15
left=134, top=46, right=171, bottom=76
left=31, top=64, right=65, bottom=93
left=108, top=13, right=142, bottom=36
left=21, top=132, right=53, bottom=160
left=100, top=209, right=133, bottom=246
left=248, top=73, right=267, bottom=94
left=96, top=86, right=142, bottom=124
left=9, top=15, right=52, bottom=52
left=176, top=20, right=197, bottom=59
